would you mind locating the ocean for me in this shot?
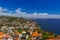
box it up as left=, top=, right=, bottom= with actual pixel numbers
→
left=33, top=19, right=60, bottom=35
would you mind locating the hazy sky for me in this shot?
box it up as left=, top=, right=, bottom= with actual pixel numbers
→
left=0, top=0, right=60, bottom=18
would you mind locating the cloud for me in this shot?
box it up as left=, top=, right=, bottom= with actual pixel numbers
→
left=39, top=13, right=48, bottom=15
left=0, top=7, right=60, bottom=19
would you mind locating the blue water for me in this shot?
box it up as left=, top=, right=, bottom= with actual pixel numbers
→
left=33, top=19, right=60, bottom=35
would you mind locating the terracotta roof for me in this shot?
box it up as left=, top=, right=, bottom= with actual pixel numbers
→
left=0, top=32, right=4, bottom=36
left=14, top=38, right=19, bottom=40
left=0, top=32, right=4, bottom=40
left=57, top=36, right=60, bottom=39
left=31, top=31, right=38, bottom=37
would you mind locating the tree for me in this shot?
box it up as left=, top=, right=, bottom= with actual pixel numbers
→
left=0, top=23, right=3, bottom=28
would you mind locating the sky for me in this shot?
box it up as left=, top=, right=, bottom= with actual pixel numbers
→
left=0, top=0, right=60, bottom=18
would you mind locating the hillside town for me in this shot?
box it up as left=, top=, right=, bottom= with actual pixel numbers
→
left=0, top=16, right=60, bottom=40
